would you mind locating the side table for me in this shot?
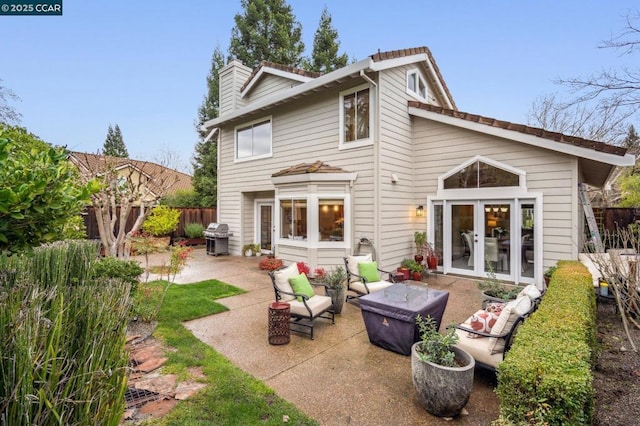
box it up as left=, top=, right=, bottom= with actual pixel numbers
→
left=268, top=302, right=291, bottom=345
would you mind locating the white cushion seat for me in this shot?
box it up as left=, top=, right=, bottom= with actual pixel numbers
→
left=288, top=294, right=333, bottom=317
left=349, top=280, right=394, bottom=295
left=455, top=321, right=504, bottom=368
left=272, top=262, right=300, bottom=301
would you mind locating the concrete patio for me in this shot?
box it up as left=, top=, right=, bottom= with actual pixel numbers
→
left=141, top=247, right=501, bottom=425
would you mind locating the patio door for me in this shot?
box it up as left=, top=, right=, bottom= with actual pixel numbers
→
left=445, top=200, right=518, bottom=281
left=256, top=201, right=274, bottom=254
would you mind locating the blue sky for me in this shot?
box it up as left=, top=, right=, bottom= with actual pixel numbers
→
left=1, top=1, right=637, bottom=173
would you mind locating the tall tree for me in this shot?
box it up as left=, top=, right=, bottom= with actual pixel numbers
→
left=229, top=0, right=304, bottom=68
left=306, top=6, right=348, bottom=73
left=623, top=124, right=640, bottom=153
left=103, top=123, right=128, bottom=157
left=192, top=45, right=226, bottom=207
left=0, top=79, right=22, bottom=125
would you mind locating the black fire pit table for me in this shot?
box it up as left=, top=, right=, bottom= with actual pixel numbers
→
left=359, top=282, right=449, bottom=356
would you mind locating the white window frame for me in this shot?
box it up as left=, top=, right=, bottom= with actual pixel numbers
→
left=406, top=69, right=428, bottom=102
left=275, top=193, right=351, bottom=249
left=339, top=83, right=374, bottom=150
left=234, top=115, right=273, bottom=162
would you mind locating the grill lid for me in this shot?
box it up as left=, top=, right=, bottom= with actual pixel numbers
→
left=204, top=223, right=229, bottom=237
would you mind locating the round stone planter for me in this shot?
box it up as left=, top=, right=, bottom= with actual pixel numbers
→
left=411, top=343, right=475, bottom=418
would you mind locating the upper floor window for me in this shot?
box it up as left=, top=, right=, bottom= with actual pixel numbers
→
left=340, top=84, right=372, bottom=147
left=407, top=69, right=427, bottom=101
left=235, top=117, right=272, bottom=160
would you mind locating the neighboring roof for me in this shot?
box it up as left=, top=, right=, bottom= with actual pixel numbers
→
left=272, top=160, right=348, bottom=177
left=68, top=151, right=192, bottom=195
left=204, top=46, right=455, bottom=129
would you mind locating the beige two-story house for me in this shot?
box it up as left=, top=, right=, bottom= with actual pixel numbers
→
left=203, top=46, right=634, bottom=287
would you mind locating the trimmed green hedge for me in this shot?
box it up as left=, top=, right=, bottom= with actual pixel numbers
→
left=496, top=260, right=597, bottom=425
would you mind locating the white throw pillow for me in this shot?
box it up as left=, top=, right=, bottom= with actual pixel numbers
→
left=273, top=263, right=299, bottom=301
left=517, top=284, right=542, bottom=301
left=346, top=254, right=372, bottom=282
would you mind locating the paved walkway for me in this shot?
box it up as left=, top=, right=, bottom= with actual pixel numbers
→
left=140, top=248, right=500, bottom=425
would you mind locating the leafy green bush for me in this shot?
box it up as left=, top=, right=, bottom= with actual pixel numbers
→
left=91, top=255, right=143, bottom=293
left=496, top=261, right=596, bottom=425
left=141, top=205, right=181, bottom=236
left=0, top=240, right=129, bottom=424
left=184, top=222, right=205, bottom=238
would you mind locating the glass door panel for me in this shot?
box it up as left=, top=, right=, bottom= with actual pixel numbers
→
left=520, top=203, right=535, bottom=279
left=259, top=203, right=273, bottom=252
left=451, top=204, right=475, bottom=272
left=483, top=203, right=512, bottom=276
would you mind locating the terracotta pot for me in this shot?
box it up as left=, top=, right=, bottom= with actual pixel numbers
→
left=412, top=271, right=422, bottom=281
left=426, top=256, right=438, bottom=270
left=397, top=267, right=410, bottom=281
left=414, top=255, right=424, bottom=263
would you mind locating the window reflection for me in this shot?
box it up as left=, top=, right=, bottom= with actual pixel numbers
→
left=280, top=199, right=307, bottom=239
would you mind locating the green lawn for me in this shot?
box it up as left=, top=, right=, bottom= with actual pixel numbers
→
left=138, top=280, right=318, bottom=426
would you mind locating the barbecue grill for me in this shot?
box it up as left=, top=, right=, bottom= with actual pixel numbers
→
left=204, top=223, right=230, bottom=256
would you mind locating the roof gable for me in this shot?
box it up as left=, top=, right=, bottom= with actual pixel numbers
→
left=240, top=61, right=322, bottom=97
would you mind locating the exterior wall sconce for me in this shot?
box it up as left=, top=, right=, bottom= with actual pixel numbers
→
left=416, top=205, right=424, bottom=217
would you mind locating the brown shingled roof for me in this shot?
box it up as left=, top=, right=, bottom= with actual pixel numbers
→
left=68, top=151, right=193, bottom=194
left=408, top=101, right=628, bottom=157
left=240, top=61, right=323, bottom=93
left=272, top=161, right=348, bottom=177
left=372, top=47, right=457, bottom=110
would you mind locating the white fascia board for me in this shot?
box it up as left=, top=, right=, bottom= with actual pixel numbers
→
left=203, top=58, right=373, bottom=130
left=271, top=172, right=358, bottom=185
left=409, top=106, right=635, bottom=167
left=241, top=67, right=314, bottom=98
left=370, top=53, right=454, bottom=110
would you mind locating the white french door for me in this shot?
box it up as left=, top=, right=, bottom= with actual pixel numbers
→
left=438, top=199, right=535, bottom=284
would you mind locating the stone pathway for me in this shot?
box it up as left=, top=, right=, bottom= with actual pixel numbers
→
left=121, top=333, right=207, bottom=423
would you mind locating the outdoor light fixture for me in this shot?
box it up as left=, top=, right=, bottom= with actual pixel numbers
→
left=416, top=205, right=424, bottom=217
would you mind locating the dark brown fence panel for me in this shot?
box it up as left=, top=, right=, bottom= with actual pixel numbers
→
left=83, top=207, right=217, bottom=239
left=593, top=207, right=640, bottom=233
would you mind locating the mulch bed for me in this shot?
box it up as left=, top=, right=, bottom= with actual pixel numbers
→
left=593, top=299, right=640, bottom=425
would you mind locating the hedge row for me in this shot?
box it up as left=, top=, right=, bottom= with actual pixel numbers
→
left=496, top=260, right=597, bottom=425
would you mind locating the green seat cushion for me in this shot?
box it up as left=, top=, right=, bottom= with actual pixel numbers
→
left=289, top=273, right=315, bottom=302
left=358, top=261, right=380, bottom=283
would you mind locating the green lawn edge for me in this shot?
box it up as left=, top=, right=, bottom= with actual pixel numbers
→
left=137, top=280, right=318, bottom=426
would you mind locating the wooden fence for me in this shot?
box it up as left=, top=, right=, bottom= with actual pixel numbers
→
left=593, top=207, right=640, bottom=233
left=83, top=207, right=217, bottom=240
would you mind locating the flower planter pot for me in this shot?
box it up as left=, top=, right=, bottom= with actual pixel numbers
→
left=414, top=255, right=424, bottom=263
left=426, top=256, right=438, bottom=270
left=411, top=343, right=475, bottom=418
left=412, top=271, right=422, bottom=281
left=397, top=267, right=410, bottom=281
left=326, top=287, right=345, bottom=314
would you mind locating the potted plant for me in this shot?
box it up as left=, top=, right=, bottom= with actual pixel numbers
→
left=544, top=265, right=557, bottom=286
left=242, top=243, right=261, bottom=256
left=183, top=222, right=206, bottom=246
left=141, top=205, right=181, bottom=248
left=402, top=258, right=424, bottom=281
left=414, top=231, right=427, bottom=263
left=398, top=258, right=413, bottom=281
left=477, top=266, right=520, bottom=308
left=314, top=266, right=347, bottom=314
left=424, top=242, right=439, bottom=270
left=258, top=255, right=283, bottom=271
left=411, top=315, right=475, bottom=418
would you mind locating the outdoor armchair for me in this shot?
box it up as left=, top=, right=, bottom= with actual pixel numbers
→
left=343, top=254, right=394, bottom=302
left=268, top=263, right=335, bottom=340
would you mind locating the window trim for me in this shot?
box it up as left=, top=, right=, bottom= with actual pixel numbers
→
left=234, top=115, right=273, bottom=162
left=275, top=193, right=351, bottom=249
left=339, top=83, right=374, bottom=150
left=406, top=69, right=428, bottom=102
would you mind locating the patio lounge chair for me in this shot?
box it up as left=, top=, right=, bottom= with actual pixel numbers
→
left=268, top=263, right=335, bottom=340
left=450, top=284, right=542, bottom=371
left=343, top=254, right=394, bottom=302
